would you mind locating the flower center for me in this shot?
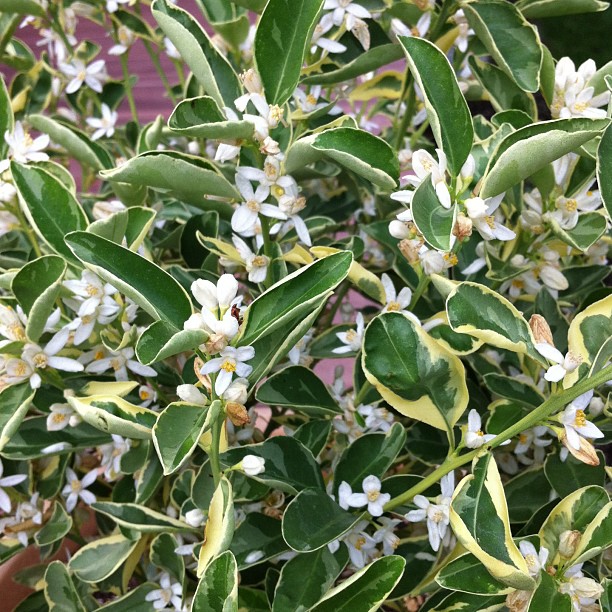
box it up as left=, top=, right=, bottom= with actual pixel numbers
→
left=246, top=199, right=260, bottom=212
left=221, top=359, right=236, bottom=373
left=574, top=410, right=587, bottom=428
left=354, top=536, right=366, bottom=550
left=86, top=284, right=101, bottom=297
left=252, top=255, right=267, bottom=267
left=387, top=301, right=401, bottom=311
left=485, top=215, right=496, bottom=228
left=444, top=253, right=458, bottom=266
left=71, top=480, right=82, bottom=492
left=345, top=329, right=357, bottom=342
left=306, top=94, right=317, bottom=106
left=9, top=323, right=25, bottom=340
left=367, top=490, right=380, bottom=502
left=33, top=353, right=48, bottom=369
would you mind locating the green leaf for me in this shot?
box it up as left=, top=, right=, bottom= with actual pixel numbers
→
left=69, top=534, right=140, bottom=583
left=168, top=96, right=254, bottom=140
left=193, top=550, right=238, bottom=612
left=282, top=488, right=362, bottom=552
left=100, top=151, right=238, bottom=210
left=527, top=571, right=572, bottom=611
left=151, top=533, right=184, bottom=583
left=67, top=395, right=157, bottom=440
left=44, top=562, right=86, bottom=612
left=468, top=56, right=537, bottom=118
left=450, top=454, right=535, bottom=590
left=28, top=115, right=112, bottom=170
left=411, top=173, right=455, bottom=251
left=11, top=255, right=66, bottom=342
left=35, top=503, right=72, bottom=547
left=91, top=502, right=192, bottom=533
left=436, top=553, right=513, bottom=595
left=97, top=584, right=158, bottom=611
left=0, top=384, right=35, bottom=452
left=570, top=499, right=612, bottom=565
left=545, top=452, right=605, bottom=497
left=11, top=162, right=88, bottom=261
left=518, top=0, right=609, bottom=18
left=293, top=420, right=332, bottom=458
left=65, top=231, right=192, bottom=328
left=254, top=0, right=323, bottom=105
left=0, top=75, right=13, bottom=158
left=483, top=373, right=545, bottom=408
left=309, top=555, right=406, bottom=612
left=505, top=467, right=553, bottom=523
left=597, top=121, right=612, bottom=220
left=0, top=0, right=45, bottom=17
left=301, top=44, right=404, bottom=85
left=446, top=281, right=542, bottom=362
left=152, top=0, right=241, bottom=109
left=333, top=423, right=406, bottom=494
left=480, top=118, right=609, bottom=198
left=136, top=321, right=207, bottom=365
left=238, top=251, right=352, bottom=346
left=420, top=592, right=506, bottom=612
left=230, top=512, right=287, bottom=568
left=463, top=0, right=542, bottom=92
left=152, top=400, right=220, bottom=475
left=255, top=365, right=342, bottom=416
left=220, top=436, right=324, bottom=494
left=549, top=212, right=607, bottom=251
left=362, top=312, right=469, bottom=433
left=399, top=36, right=473, bottom=175
left=286, top=128, right=399, bottom=190
left=272, top=546, right=348, bottom=612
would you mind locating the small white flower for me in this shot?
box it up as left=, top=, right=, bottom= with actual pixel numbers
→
left=85, top=346, right=157, bottom=382
left=559, top=563, right=604, bottom=611
left=0, top=459, right=26, bottom=513
left=231, top=174, right=286, bottom=234
left=324, top=0, right=372, bottom=30
left=241, top=455, right=266, bottom=476
left=337, top=481, right=353, bottom=510
left=372, top=516, right=401, bottom=555
left=184, top=508, right=205, bottom=527
left=109, top=25, right=135, bottom=55
left=232, top=235, right=270, bottom=283
left=60, top=59, right=107, bottom=94
left=106, top=0, right=130, bottom=12
left=464, top=195, right=516, bottom=241
left=343, top=520, right=377, bottom=568
left=86, top=104, right=117, bottom=140
left=465, top=409, right=495, bottom=448
left=0, top=121, right=49, bottom=172
left=176, top=384, right=207, bottom=406
left=519, top=541, right=549, bottom=576
left=191, top=275, right=239, bottom=312
left=535, top=342, right=582, bottom=383
left=200, top=346, right=255, bottom=395
left=46, top=402, right=77, bottom=431
left=222, top=377, right=249, bottom=404
left=407, top=149, right=452, bottom=209
left=61, top=468, right=97, bottom=512
left=333, top=313, right=364, bottom=354
left=381, top=273, right=412, bottom=313
left=347, top=475, right=390, bottom=517
left=145, top=573, right=183, bottom=610
left=559, top=391, right=604, bottom=451
left=92, top=199, right=126, bottom=220
left=311, top=14, right=347, bottom=55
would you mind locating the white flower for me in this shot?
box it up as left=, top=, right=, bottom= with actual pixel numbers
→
left=465, top=409, right=495, bottom=448
left=232, top=235, right=270, bottom=283
left=559, top=563, right=604, bottom=611
left=381, top=273, right=412, bottom=313
left=337, top=481, right=353, bottom=510
left=86, top=104, right=117, bottom=140
left=231, top=174, right=285, bottom=234
left=99, top=435, right=132, bottom=481
left=0, top=304, right=26, bottom=341
left=453, top=10, right=474, bottom=52
left=191, top=274, right=239, bottom=313
left=347, top=475, right=390, bottom=517
left=293, top=86, right=328, bottom=114
left=60, top=59, right=107, bottom=94
left=164, top=37, right=181, bottom=59
left=109, top=25, right=135, bottom=55
left=559, top=391, right=604, bottom=451
left=145, top=573, right=183, bottom=610
left=0, top=459, right=26, bottom=513
left=358, top=403, right=394, bottom=433
left=223, top=377, right=249, bottom=404
left=420, top=248, right=446, bottom=275
left=464, top=195, right=516, bottom=241
left=311, top=14, right=347, bottom=54
left=535, top=342, right=582, bottom=382
left=514, top=426, right=551, bottom=465
left=46, top=402, right=78, bottom=431
left=65, top=296, right=121, bottom=345
left=85, top=346, right=156, bottom=381
left=552, top=179, right=602, bottom=230
left=184, top=508, right=205, bottom=528
left=277, top=180, right=311, bottom=246
left=106, top=0, right=130, bottom=12
left=241, top=455, right=266, bottom=476
left=92, top=199, right=126, bottom=220
left=200, top=346, right=255, bottom=395
left=406, top=149, right=452, bottom=209
left=176, top=384, right=207, bottom=406
left=342, top=520, right=377, bottom=568
left=373, top=517, right=401, bottom=555
left=333, top=313, right=364, bottom=354
left=519, top=541, right=549, bottom=576
left=324, top=0, right=372, bottom=30
left=64, top=270, right=117, bottom=314
left=62, top=468, right=97, bottom=512
left=405, top=472, right=455, bottom=552
left=0, top=121, right=49, bottom=172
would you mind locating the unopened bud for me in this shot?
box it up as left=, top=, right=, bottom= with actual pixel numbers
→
left=529, top=314, right=554, bottom=345
left=260, top=136, right=280, bottom=155
left=453, top=213, right=473, bottom=240
left=241, top=454, right=265, bottom=476
left=558, top=529, right=581, bottom=558
left=398, top=238, right=422, bottom=264
left=559, top=430, right=600, bottom=466
left=505, top=590, right=531, bottom=612
left=226, top=402, right=250, bottom=426
left=184, top=508, right=205, bottom=527
left=241, top=68, right=262, bottom=94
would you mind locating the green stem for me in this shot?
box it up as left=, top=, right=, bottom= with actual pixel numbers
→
left=385, top=363, right=612, bottom=511
left=209, top=411, right=223, bottom=488
left=354, top=379, right=373, bottom=406
left=120, top=53, right=139, bottom=124
left=409, top=274, right=430, bottom=310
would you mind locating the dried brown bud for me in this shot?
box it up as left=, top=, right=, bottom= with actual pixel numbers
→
left=205, top=333, right=229, bottom=355
left=226, top=402, right=250, bottom=427
left=559, top=431, right=600, bottom=466
left=506, top=590, right=531, bottom=612
left=194, top=357, right=212, bottom=394
left=558, top=530, right=582, bottom=558
left=529, top=314, right=554, bottom=345
left=398, top=238, right=422, bottom=264
left=453, top=213, right=473, bottom=240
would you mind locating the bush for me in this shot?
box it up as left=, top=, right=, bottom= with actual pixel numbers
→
left=0, top=0, right=610, bottom=610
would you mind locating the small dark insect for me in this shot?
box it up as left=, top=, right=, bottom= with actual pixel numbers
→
left=231, top=305, right=242, bottom=325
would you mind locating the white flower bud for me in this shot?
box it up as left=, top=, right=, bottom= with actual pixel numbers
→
left=184, top=508, right=205, bottom=527
left=241, top=454, right=265, bottom=476
left=558, top=530, right=581, bottom=558
left=223, top=377, right=249, bottom=404
left=176, top=384, right=207, bottom=406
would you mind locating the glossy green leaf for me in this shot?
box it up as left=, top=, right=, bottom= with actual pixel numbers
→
left=91, top=502, right=192, bottom=533
left=134, top=442, right=164, bottom=504
left=35, top=503, right=72, bottom=547
left=0, top=383, right=35, bottom=452
left=549, top=211, right=607, bottom=251
left=450, top=454, right=535, bottom=590
left=286, top=128, right=399, bottom=189
left=411, top=173, right=455, bottom=251
left=255, top=0, right=323, bottom=105
left=11, top=162, right=88, bottom=261
left=151, top=533, right=184, bottom=583
left=0, top=0, right=45, bottom=16
left=255, top=365, right=342, bottom=416
left=282, top=488, right=362, bottom=552
left=436, top=553, right=513, bottom=595
left=463, top=0, right=542, bottom=92
left=230, top=512, right=287, bottom=568
left=96, top=584, right=158, bottom=611
left=480, top=118, right=609, bottom=198
left=220, top=436, right=324, bottom=494
left=152, top=0, right=241, bottom=108
left=309, top=555, right=406, bottom=612
left=293, top=420, right=332, bottom=458
left=136, top=321, right=207, bottom=366
left=168, top=96, right=254, bottom=140
left=483, top=373, right=545, bottom=407
left=272, top=546, right=348, bottom=612
left=420, top=591, right=506, bottom=612
left=333, top=423, right=406, bottom=494
left=0, top=75, right=13, bottom=158
left=44, top=561, right=86, bottom=612
left=505, top=467, right=553, bottom=523
left=65, top=231, right=192, bottom=329
left=153, top=400, right=220, bottom=475
left=544, top=452, right=605, bottom=497
left=597, top=121, right=612, bottom=220
left=362, top=312, right=469, bottom=433
left=193, top=550, right=238, bottom=612
left=399, top=36, right=473, bottom=175
left=518, top=0, right=608, bottom=18
left=528, top=569, right=572, bottom=611
left=11, top=255, right=66, bottom=342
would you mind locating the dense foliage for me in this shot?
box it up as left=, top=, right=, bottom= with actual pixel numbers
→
left=0, top=0, right=611, bottom=610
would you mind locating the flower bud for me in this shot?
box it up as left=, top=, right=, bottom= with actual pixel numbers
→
left=226, top=402, right=250, bottom=426
left=177, top=383, right=207, bottom=406
left=558, top=529, right=581, bottom=558
left=589, top=396, right=604, bottom=417
left=398, top=238, right=422, bottom=264
left=241, top=454, right=265, bottom=476
left=223, top=378, right=249, bottom=404
left=453, top=213, right=473, bottom=240
left=559, top=430, right=600, bottom=466
left=241, top=68, right=262, bottom=94
left=529, top=314, right=554, bottom=345
left=205, top=333, right=229, bottom=355
left=184, top=508, right=205, bottom=527
left=505, top=590, right=531, bottom=612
